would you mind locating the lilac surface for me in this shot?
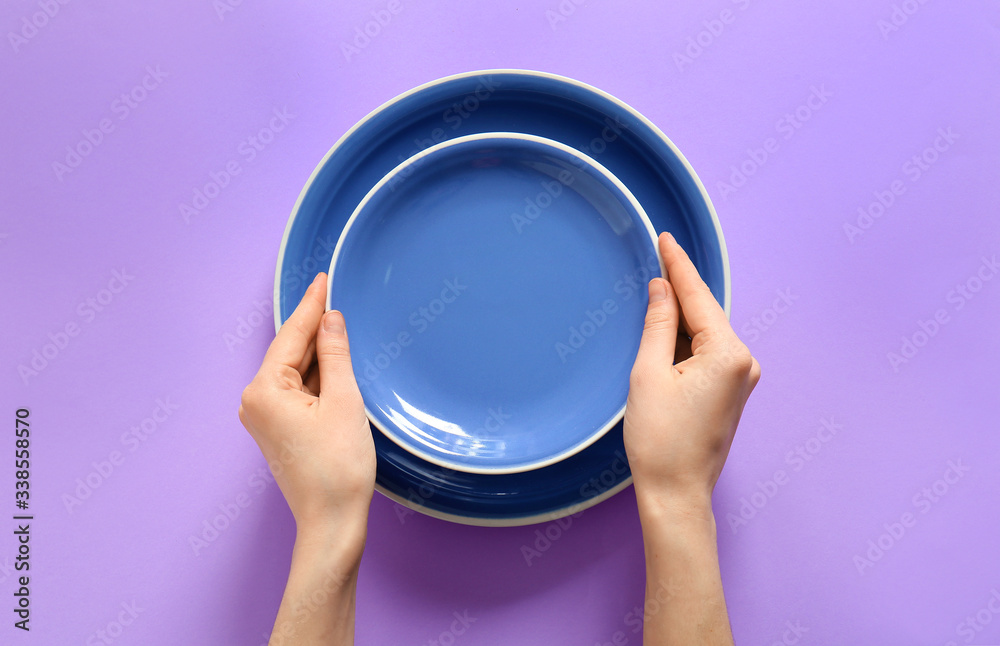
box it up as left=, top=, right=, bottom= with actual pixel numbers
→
left=2, top=0, right=998, bottom=644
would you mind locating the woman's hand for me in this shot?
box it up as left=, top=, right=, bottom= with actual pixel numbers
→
left=238, top=272, right=375, bottom=645
left=239, top=272, right=375, bottom=541
left=624, top=232, right=761, bottom=516
left=624, top=232, right=760, bottom=645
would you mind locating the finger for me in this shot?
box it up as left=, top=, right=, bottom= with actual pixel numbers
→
left=296, top=339, right=317, bottom=376
left=261, top=272, right=327, bottom=374
left=303, top=364, right=320, bottom=396
left=659, top=232, right=730, bottom=343
left=634, top=277, right=679, bottom=368
left=316, top=310, right=361, bottom=402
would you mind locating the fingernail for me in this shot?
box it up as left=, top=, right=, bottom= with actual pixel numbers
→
left=324, top=310, right=345, bottom=335
left=663, top=231, right=675, bottom=245
left=649, top=278, right=668, bottom=303
left=311, top=272, right=325, bottom=289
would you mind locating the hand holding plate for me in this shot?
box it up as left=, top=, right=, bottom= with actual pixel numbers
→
left=239, top=271, right=376, bottom=545
left=624, top=232, right=761, bottom=515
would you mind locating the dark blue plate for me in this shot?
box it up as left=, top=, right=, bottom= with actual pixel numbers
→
left=275, top=70, right=730, bottom=525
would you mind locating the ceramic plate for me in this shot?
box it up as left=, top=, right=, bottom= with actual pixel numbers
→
left=327, top=133, right=660, bottom=474
left=275, top=70, right=730, bottom=525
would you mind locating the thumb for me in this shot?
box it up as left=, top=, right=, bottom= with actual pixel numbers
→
left=316, top=310, right=360, bottom=400
left=634, top=278, right=679, bottom=369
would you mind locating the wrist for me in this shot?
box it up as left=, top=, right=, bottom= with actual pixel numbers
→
left=634, top=483, right=716, bottom=528
left=635, top=487, right=721, bottom=581
left=271, top=515, right=364, bottom=644
left=293, top=513, right=368, bottom=573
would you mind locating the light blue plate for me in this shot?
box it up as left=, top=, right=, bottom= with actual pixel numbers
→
left=328, top=133, right=660, bottom=474
left=275, top=70, right=730, bottom=525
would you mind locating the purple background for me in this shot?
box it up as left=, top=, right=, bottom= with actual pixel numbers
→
left=2, top=0, right=999, bottom=644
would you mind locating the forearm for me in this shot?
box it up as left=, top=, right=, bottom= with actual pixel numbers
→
left=269, top=521, right=366, bottom=646
left=636, top=490, right=734, bottom=646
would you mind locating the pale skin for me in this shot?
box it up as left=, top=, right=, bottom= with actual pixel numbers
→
left=238, top=232, right=759, bottom=645
left=625, top=232, right=761, bottom=644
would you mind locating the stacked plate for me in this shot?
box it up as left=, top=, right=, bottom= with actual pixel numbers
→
left=273, top=70, right=730, bottom=526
